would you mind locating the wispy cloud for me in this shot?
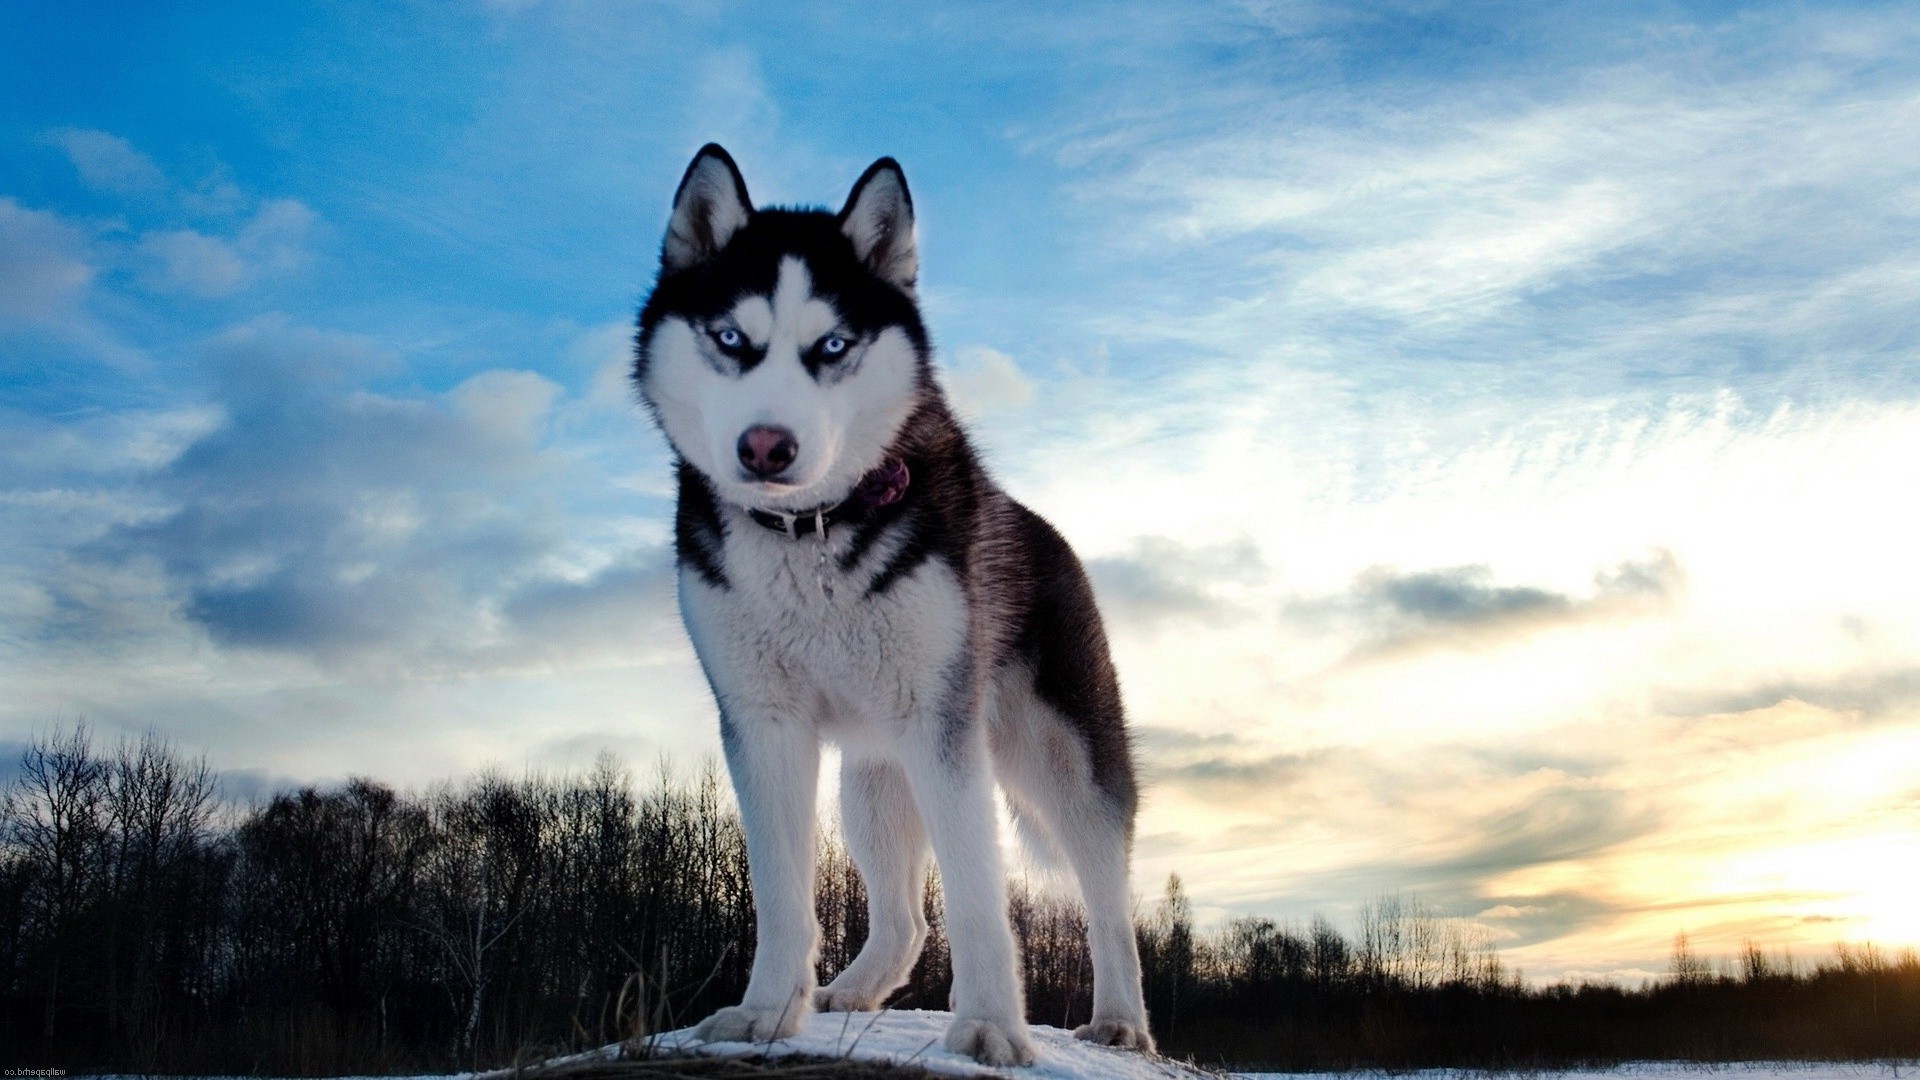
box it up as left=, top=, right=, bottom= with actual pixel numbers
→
left=1043, top=6, right=1920, bottom=407
left=47, top=128, right=168, bottom=196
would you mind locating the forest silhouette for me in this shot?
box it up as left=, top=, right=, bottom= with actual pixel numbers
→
left=2, top=725, right=1916, bottom=1073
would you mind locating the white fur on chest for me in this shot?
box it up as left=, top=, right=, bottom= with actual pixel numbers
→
left=680, top=516, right=968, bottom=746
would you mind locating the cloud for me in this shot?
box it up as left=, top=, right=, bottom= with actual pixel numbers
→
left=453, top=368, right=563, bottom=443
left=1467, top=892, right=1626, bottom=953
left=689, top=49, right=781, bottom=165
left=1162, top=749, right=1330, bottom=790
left=35, top=129, right=319, bottom=299
left=1137, top=730, right=1663, bottom=949
left=1657, top=666, right=1920, bottom=726
left=16, top=314, right=688, bottom=688
left=1435, top=785, right=1657, bottom=878
left=48, top=128, right=168, bottom=195
left=1132, top=724, right=1242, bottom=754
left=137, top=230, right=247, bottom=296
left=1138, top=724, right=1336, bottom=793
left=574, top=321, right=641, bottom=408
left=1368, top=567, right=1571, bottom=627
left=942, top=345, right=1037, bottom=416
left=1086, top=534, right=1266, bottom=630
left=62, top=319, right=566, bottom=661
left=1043, top=5, right=1920, bottom=408
left=500, top=547, right=678, bottom=660
left=135, top=199, right=317, bottom=297
left=1139, top=729, right=1671, bottom=953
left=1292, top=550, right=1682, bottom=657
left=0, top=197, right=94, bottom=323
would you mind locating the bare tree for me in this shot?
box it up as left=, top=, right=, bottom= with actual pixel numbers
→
left=8, top=725, right=110, bottom=1038
left=1670, top=930, right=1709, bottom=986
left=100, top=731, right=220, bottom=1041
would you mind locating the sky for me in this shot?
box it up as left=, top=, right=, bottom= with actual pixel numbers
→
left=3, top=0, right=1919, bottom=984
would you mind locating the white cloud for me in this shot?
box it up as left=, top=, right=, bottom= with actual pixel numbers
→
left=0, top=309, right=713, bottom=786
left=137, top=228, right=248, bottom=296
left=0, top=197, right=93, bottom=322
left=135, top=198, right=317, bottom=297
left=573, top=320, right=640, bottom=408
left=453, top=368, right=563, bottom=444
left=941, top=344, right=1037, bottom=416
left=48, top=128, right=168, bottom=195
left=689, top=49, right=782, bottom=171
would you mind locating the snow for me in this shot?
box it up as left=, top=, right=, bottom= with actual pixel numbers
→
left=1236, top=1060, right=1912, bottom=1068
left=556, top=1008, right=1212, bottom=1078
left=568, top=1017, right=1918, bottom=1079
left=524, top=1016, right=1920, bottom=1080
left=322, top=1030, right=1920, bottom=1080
left=108, top=1050, right=1917, bottom=1080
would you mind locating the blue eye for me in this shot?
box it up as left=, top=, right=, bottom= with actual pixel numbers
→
left=715, top=327, right=743, bottom=349
left=821, top=334, right=849, bottom=357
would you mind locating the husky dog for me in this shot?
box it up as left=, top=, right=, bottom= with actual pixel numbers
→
left=632, top=144, right=1152, bottom=1067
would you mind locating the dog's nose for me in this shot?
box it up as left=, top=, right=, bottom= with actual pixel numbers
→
left=737, top=425, right=798, bottom=478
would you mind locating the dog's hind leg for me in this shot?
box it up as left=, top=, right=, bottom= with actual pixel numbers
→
left=993, top=694, right=1155, bottom=1052
left=1055, top=796, right=1154, bottom=1050
left=816, top=756, right=930, bottom=1012
left=898, top=708, right=1037, bottom=1066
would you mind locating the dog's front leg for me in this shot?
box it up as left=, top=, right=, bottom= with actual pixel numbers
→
left=898, top=677, right=1038, bottom=1067
left=694, top=704, right=821, bottom=1043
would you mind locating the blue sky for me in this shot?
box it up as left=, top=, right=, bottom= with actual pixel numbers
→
left=5, top=1, right=1920, bottom=982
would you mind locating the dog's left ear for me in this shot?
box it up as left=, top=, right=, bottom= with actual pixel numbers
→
left=839, top=158, right=917, bottom=292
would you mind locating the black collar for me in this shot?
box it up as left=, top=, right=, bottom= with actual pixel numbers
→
left=744, top=458, right=911, bottom=540
left=745, top=500, right=861, bottom=540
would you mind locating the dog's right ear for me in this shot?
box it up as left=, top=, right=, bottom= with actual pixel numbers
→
left=662, top=144, right=752, bottom=271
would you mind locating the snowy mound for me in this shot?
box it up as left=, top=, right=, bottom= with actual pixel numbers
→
left=566, top=1009, right=1209, bottom=1078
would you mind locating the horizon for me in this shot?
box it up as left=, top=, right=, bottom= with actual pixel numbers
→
left=12, top=717, right=1914, bottom=991
left=4, top=1, right=1919, bottom=987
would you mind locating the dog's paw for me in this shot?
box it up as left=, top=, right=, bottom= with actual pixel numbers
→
left=813, top=983, right=888, bottom=1012
left=944, top=1016, right=1037, bottom=1067
left=693, top=1000, right=807, bottom=1043
left=1075, top=1015, right=1156, bottom=1052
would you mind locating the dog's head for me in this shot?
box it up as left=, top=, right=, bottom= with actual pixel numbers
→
left=635, top=145, right=931, bottom=512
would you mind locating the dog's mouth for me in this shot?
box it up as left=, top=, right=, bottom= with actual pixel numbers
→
left=738, top=475, right=802, bottom=492
left=734, top=475, right=822, bottom=507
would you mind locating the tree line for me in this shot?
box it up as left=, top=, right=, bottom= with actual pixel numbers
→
left=1, top=724, right=1916, bottom=1073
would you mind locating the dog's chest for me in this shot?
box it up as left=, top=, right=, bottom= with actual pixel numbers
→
left=682, top=522, right=968, bottom=723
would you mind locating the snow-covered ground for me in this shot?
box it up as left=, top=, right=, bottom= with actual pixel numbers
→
left=124, top=1022, right=1914, bottom=1080
left=549, top=1008, right=1208, bottom=1078
left=533, top=1010, right=1917, bottom=1080
left=1236, top=1060, right=1912, bottom=1068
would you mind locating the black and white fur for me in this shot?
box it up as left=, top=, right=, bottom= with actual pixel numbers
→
left=633, top=145, right=1152, bottom=1067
